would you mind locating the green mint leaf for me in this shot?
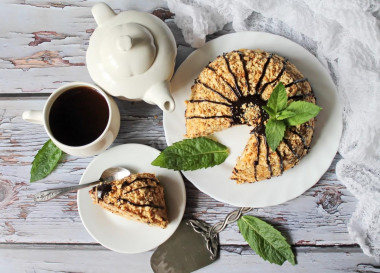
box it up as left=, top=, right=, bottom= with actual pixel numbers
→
left=265, top=118, right=286, bottom=151
left=238, top=215, right=296, bottom=266
left=285, top=101, right=322, bottom=126
left=262, top=105, right=276, bottom=118
left=266, top=82, right=288, bottom=113
left=30, top=139, right=63, bottom=182
left=276, top=109, right=296, bottom=120
left=151, top=137, right=229, bottom=171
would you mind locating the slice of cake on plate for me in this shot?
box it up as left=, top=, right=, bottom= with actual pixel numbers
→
left=89, top=173, right=168, bottom=228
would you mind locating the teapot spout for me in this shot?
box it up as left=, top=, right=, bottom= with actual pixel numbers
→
left=143, top=81, right=175, bottom=112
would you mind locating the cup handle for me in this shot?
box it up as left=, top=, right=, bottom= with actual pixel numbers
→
left=22, top=110, right=44, bottom=125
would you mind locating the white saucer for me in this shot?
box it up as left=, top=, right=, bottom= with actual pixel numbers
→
left=163, top=31, right=342, bottom=207
left=77, top=143, right=186, bottom=253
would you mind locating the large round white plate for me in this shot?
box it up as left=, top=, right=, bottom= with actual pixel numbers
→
left=163, top=31, right=342, bottom=207
left=77, top=143, right=186, bottom=253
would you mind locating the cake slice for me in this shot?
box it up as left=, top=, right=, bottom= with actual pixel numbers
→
left=89, top=173, right=168, bottom=228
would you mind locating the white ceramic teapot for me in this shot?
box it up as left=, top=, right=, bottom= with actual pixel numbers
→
left=86, top=3, right=177, bottom=112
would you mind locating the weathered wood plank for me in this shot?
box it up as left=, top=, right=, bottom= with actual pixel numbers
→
left=0, top=98, right=355, bottom=246
left=0, top=244, right=378, bottom=272
left=0, top=44, right=191, bottom=94
left=0, top=2, right=184, bottom=95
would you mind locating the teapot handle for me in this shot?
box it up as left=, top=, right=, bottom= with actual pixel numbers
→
left=92, top=2, right=116, bottom=26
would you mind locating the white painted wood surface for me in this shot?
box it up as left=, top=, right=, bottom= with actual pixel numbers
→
left=1, top=245, right=379, bottom=273
left=0, top=1, right=379, bottom=272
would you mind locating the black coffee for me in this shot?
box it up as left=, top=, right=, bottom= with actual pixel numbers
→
left=49, top=86, right=109, bottom=146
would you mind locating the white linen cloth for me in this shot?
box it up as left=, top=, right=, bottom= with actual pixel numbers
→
left=166, top=0, right=380, bottom=260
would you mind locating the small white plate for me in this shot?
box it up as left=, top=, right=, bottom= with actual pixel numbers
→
left=163, top=31, right=342, bottom=207
left=77, top=143, right=186, bottom=253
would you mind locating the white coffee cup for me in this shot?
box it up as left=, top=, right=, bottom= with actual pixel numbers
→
left=22, top=82, right=120, bottom=157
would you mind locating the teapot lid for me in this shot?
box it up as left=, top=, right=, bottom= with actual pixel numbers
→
left=100, top=22, right=157, bottom=77
left=86, top=3, right=177, bottom=103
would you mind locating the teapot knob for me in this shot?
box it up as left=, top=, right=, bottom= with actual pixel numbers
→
left=92, top=2, right=116, bottom=26
left=117, top=35, right=133, bottom=51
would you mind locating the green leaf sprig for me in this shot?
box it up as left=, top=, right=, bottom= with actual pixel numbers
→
left=30, top=139, right=63, bottom=182
left=151, top=137, right=229, bottom=171
left=264, top=83, right=322, bottom=151
left=238, top=215, right=295, bottom=265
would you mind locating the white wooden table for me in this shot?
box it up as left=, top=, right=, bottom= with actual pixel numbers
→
left=1, top=1, right=379, bottom=272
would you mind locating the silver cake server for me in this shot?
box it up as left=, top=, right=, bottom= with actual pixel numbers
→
left=151, top=207, right=252, bottom=273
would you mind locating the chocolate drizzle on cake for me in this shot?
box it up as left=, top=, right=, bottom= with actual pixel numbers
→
left=117, top=198, right=164, bottom=209
left=285, top=78, right=307, bottom=88
left=283, top=138, right=300, bottom=160
left=206, top=65, right=241, bottom=99
left=259, top=58, right=288, bottom=94
left=189, top=100, right=231, bottom=107
left=119, top=177, right=163, bottom=209
left=255, top=53, right=273, bottom=94
left=231, top=94, right=268, bottom=126
left=237, top=51, right=250, bottom=92
left=289, top=128, right=308, bottom=150
left=264, top=138, right=273, bottom=176
left=289, top=93, right=314, bottom=101
left=187, top=115, right=233, bottom=120
left=197, top=80, right=233, bottom=103
left=121, top=177, right=157, bottom=188
left=95, top=183, right=112, bottom=200
left=254, top=134, right=261, bottom=181
left=222, top=54, right=243, bottom=98
left=275, top=150, right=285, bottom=173
left=122, top=177, right=159, bottom=194
left=124, top=185, right=156, bottom=194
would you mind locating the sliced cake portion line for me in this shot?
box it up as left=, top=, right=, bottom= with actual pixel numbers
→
left=89, top=173, right=168, bottom=228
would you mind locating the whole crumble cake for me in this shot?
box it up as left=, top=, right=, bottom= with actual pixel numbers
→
left=185, top=49, right=316, bottom=183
